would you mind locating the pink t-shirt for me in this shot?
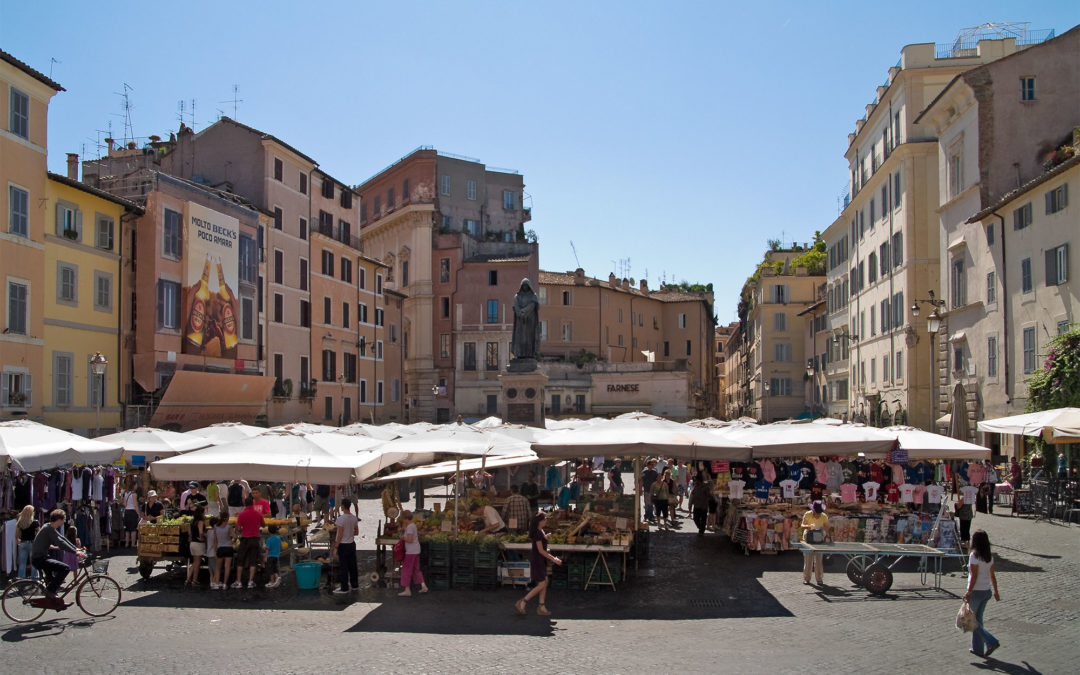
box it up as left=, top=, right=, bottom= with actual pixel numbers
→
left=839, top=483, right=858, bottom=503
left=762, top=461, right=776, bottom=484
left=236, top=507, right=263, bottom=538
left=912, top=484, right=927, bottom=505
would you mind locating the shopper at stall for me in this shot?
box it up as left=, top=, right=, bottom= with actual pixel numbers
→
left=213, top=480, right=229, bottom=518
left=689, top=478, right=711, bottom=535
left=206, top=516, right=219, bottom=589
left=213, top=515, right=235, bottom=589
left=15, top=505, right=38, bottom=579
left=31, top=509, right=83, bottom=602
left=800, top=500, right=829, bottom=585
left=955, top=492, right=974, bottom=548
left=515, top=512, right=562, bottom=617
left=226, top=479, right=246, bottom=517
left=186, top=504, right=207, bottom=587
left=609, top=459, right=624, bottom=494
left=122, top=481, right=141, bottom=547
left=502, top=484, right=533, bottom=533
left=521, top=471, right=540, bottom=513
left=251, top=488, right=272, bottom=517
left=333, top=497, right=360, bottom=594
left=397, top=511, right=428, bottom=596
left=313, top=484, right=332, bottom=525
left=965, top=530, right=1001, bottom=658
left=641, top=459, right=659, bottom=523
left=575, top=458, right=593, bottom=491
left=179, top=481, right=199, bottom=513
left=650, top=469, right=673, bottom=529
left=233, top=496, right=263, bottom=589
left=264, top=525, right=283, bottom=589
left=1009, top=459, right=1022, bottom=489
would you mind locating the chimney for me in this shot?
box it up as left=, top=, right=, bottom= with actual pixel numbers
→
left=66, top=153, right=79, bottom=180
left=639, top=279, right=648, bottom=292
left=104, top=137, right=114, bottom=153
left=609, top=272, right=617, bottom=286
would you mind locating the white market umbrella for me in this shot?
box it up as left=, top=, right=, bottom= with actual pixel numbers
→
left=0, top=420, right=123, bottom=471
left=97, top=426, right=212, bottom=460
left=375, top=451, right=542, bottom=482
left=977, top=407, right=1080, bottom=443
left=471, top=416, right=504, bottom=428
left=873, top=426, right=991, bottom=461
left=532, top=417, right=752, bottom=461
left=718, top=420, right=897, bottom=459
left=269, top=422, right=339, bottom=435
left=544, top=418, right=595, bottom=430
left=335, top=423, right=402, bottom=441
left=183, top=422, right=268, bottom=445
left=150, top=430, right=373, bottom=484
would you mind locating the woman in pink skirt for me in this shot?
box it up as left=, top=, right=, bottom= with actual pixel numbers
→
left=397, top=511, right=428, bottom=596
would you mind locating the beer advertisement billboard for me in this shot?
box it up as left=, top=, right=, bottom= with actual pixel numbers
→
left=182, top=202, right=240, bottom=358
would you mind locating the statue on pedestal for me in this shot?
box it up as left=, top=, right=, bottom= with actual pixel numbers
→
left=510, top=278, right=541, bottom=366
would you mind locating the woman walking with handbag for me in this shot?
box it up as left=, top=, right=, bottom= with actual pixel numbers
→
left=965, top=530, right=1000, bottom=658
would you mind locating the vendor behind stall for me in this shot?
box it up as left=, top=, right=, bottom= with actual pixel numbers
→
left=473, top=503, right=506, bottom=534
left=502, top=485, right=532, bottom=533
left=143, top=490, right=165, bottom=523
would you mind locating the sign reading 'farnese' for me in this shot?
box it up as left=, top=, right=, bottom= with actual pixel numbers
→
left=606, top=384, right=640, bottom=392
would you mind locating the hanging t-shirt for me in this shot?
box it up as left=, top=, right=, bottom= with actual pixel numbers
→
left=862, top=481, right=881, bottom=501
left=839, top=483, right=858, bottom=503
left=796, top=461, right=816, bottom=489
left=787, top=463, right=803, bottom=483
left=925, top=484, right=944, bottom=504
left=728, top=480, right=745, bottom=500
left=898, top=483, right=916, bottom=503
left=812, top=460, right=828, bottom=483
left=754, top=479, right=772, bottom=499
left=885, top=483, right=900, bottom=503
left=761, top=461, right=776, bottom=484
left=967, top=462, right=987, bottom=486
left=960, top=485, right=979, bottom=503
left=840, top=461, right=857, bottom=484
left=779, top=479, right=799, bottom=499
left=911, top=484, right=925, bottom=503
left=825, top=461, right=844, bottom=491
left=71, top=473, right=84, bottom=501
left=869, top=462, right=884, bottom=485
left=903, top=464, right=920, bottom=485
left=91, top=472, right=103, bottom=501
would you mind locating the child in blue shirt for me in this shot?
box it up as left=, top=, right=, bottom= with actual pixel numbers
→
left=265, top=525, right=283, bottom=588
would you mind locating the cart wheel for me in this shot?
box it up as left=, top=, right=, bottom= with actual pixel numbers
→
left=863, top=563, right=893, bottom=595
left=138, top=560, right=154, bottom=580
left=846, top=556, right=872, bottom=586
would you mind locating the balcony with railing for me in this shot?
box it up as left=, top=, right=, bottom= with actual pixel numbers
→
left=313, top=221, right=362, bottom=252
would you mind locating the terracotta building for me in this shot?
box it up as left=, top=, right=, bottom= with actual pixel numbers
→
left=537, top=269, right=717, bottom=419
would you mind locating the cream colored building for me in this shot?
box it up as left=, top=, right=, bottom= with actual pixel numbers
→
left=743, top=254, right=823, bottom=422
left=822, top=32, right=1052, bottom=429
left=918, top=26, right=1079, bottom=453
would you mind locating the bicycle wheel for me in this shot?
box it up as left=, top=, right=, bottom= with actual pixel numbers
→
left=76, top=575, right=121, bottom=617
left=2, top=579, right=47, bottom=623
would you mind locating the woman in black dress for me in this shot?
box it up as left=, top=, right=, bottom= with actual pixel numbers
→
left=515, top=513, right=562, bottom=616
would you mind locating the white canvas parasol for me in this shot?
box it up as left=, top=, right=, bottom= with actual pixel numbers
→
left=977, top=407, right=1080, bottom=443
left=97, top=426, right=212, bottom=460
left=0, top=420, right=123, bottom=471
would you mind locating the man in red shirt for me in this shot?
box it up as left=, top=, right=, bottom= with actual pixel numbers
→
left=251, top=488, right=272, bottom=517
left=233, top=496, right=264, bottom=589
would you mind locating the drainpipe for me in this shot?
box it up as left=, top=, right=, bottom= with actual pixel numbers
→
left=118, top=209, right=141, bottom=425
left=993, top=212, right=1010, bottom=405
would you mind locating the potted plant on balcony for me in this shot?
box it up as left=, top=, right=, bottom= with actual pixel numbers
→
left=8, top=391, right=26, bottom=406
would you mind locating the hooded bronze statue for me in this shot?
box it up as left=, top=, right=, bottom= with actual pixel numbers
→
left=511, top=278, right=541, bottom=361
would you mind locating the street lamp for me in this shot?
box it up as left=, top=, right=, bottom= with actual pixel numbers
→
left=762, top=380, right=771, bottom=423
left=88, top=352, right=108, bottom=437
left=806, top=359, right=815, bottom=379
left=911, top=290, right=946, bottom=431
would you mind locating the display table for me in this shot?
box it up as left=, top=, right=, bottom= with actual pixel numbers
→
left=795, top=541, right=966, bottom=595
left=499, top=542, right=630, bottom=591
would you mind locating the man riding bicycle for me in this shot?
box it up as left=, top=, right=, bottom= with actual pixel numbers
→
left=31, top=509, right=85, bottom=606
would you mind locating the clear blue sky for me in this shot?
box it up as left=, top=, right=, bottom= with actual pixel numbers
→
left=3, top=1, right=1076, bottom=322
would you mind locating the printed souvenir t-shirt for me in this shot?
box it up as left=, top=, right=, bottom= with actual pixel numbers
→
left=236, top=507, right=263, bottom=538
left=960, top=485, right=979, bottom=504
left=869, top=463, right=884, bottom=484
left=912, top=484, right=927, bottom=505
left=839, top=483, right=858, bottom=503
left=885, top=483, right=900, bottom=503
left=926, top=485, right=944, bottom=504
left=754, top=479, right=771, bottom=499
left=779, top=479, right=799, bottom=499
left=728, top=480, right=745, bottom=500
left=862, top=481, right=881, bottom=501
left=253, top=499, right=271, bottom=517
left=898, top=483, right=916, bottom=503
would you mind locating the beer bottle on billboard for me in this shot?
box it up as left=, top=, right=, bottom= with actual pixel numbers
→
left=216, top=257, right=239, bottom=351
left=186, top=255, right=212, bottom=349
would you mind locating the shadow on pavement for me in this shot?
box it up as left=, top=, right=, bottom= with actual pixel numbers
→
left=989, top=553, right=1044, bottom=573
left=1, top=615, right=115, bottom=642
left=120, top=585, right=362, bottom=612
left=971, top=657, right=1044, bottom=674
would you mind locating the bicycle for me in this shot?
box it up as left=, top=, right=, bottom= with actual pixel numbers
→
left=2, top=554, right=121, bottom=623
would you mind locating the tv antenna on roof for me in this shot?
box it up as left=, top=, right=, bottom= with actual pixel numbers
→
left=115, top=83, right=135, bottom=146
left=570, top=241, right=581, bottom=268
left=220, top=85, right=243, bottom=120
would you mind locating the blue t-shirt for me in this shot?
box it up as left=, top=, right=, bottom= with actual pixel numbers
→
left=266, top=534, right=282, bottom=558
left=754, top=479, right=772, bottom=499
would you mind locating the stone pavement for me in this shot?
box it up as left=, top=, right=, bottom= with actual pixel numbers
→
left=2, top=487, right=1078, bottom=674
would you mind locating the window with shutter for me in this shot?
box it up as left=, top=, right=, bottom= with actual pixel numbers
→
left=96, top=216, right=114, bottom=249
left=54, top=353, right=72, bottom=407
left=1046, top=244, right=1069, bottom=286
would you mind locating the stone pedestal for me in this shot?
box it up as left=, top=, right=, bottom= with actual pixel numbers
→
left=499, top=366, right=548, bottom=428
